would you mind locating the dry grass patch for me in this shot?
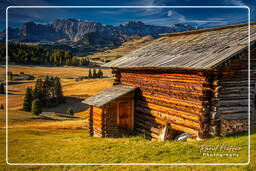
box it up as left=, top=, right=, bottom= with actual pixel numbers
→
left=62, top=78, right=114, bottom=97
left=5, top=119, right=88, bottom=129
left=1, top=65, right=112, bottom=78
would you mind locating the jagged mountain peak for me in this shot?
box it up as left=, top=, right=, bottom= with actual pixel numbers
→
left=170, top=23, right=202, bottom=31
left=0, top=19, right=201, bottom=55
left=2, top=19, right=201, bottom=42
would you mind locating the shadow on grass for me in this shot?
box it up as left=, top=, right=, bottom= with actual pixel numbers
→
left=42, top=96, right=89, bottom=114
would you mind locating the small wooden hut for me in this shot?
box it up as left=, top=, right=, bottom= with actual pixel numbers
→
left=83, top=23, right=256, bottom=140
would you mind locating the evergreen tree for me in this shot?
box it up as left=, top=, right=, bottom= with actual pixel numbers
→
left=33, top=76, right=65, bottom=108
left=0, top=43, right=75, bottom=66
left=23, top=87, right=33, bottom=112
left=49, top=76, right=55, bottom=101
left=93, top=68, right=97, bottom=78
left=0, top=83, right=5, bottom=94
left=0, top=104, right=4, bottom=109
left=66, top=107, right=74, bottom=115
left=31, top=99, right=42, bottom=115
left=88, top=69, right=92, bottom=78
left=98, top=69, right=103, bottom=78
left=33, top=78, right=43, bottom=101
left=54, top=77, right=65, bottom=104
left=42, top=76, right=51, bottom=106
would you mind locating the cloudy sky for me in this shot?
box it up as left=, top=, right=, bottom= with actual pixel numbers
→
left=0, top=0, right=255, bottom=30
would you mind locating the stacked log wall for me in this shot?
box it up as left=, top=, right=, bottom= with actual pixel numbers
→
left=90, top=106, right=106, bottom=137
left=89, top=92, right=135, bottom=138
left=116, top=69, right=212, bottom=139
left=215, top=44, right=256, bottom=136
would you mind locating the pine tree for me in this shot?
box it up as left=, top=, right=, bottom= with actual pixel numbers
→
left=42, top=76, right=51, bottom=106
left=54, top=77, right=65, bottom=104
left=98, top=69, right=103, bottom=78
left=66, top=107, right=74, bottom=115
left=31, top=99, right=42, bottom=115
left=93, top=68, right=97, bottom=78
left=23, top=87, right=33, bottom=112
left=0, top=83, right=5, bottom=94
left=88, top=69, right=92, bottom=78
left=33, top=78, right=43, bottom=101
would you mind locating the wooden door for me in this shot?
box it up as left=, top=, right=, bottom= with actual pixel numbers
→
left=117, top=101, right=133, bottom=130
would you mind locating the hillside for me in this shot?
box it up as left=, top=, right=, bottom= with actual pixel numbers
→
left=86, top=35, right=156, bottom=64
left=0, top=125, right=255, bottom=169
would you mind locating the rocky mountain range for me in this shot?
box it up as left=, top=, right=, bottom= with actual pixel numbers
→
left=0, top=19, right=201, bottom=56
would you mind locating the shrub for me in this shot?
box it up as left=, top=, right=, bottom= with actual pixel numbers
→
left=66, top=108, right=74, bottom=115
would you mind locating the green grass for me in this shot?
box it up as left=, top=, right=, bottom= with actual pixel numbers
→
left=0, top=128, right=255, bottom=170
left=0, top=109, right=255, bottom=170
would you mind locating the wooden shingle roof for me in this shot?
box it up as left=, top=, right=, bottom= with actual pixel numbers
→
left=103, top=23, right=256, bottom=70
left=82, top=85, right=137, bottom=107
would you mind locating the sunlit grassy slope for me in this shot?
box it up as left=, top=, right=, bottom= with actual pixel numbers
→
left=0, top=110, right=255, bottom=170
left=86, top=35, right=155, bottom=63
left=0, top=128, right=255, bottom=170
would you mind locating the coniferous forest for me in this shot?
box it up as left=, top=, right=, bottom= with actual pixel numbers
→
left=0, top=43, right=91, bottom=66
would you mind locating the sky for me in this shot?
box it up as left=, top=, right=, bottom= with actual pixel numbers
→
left=0, top=0, right=256, bottom=30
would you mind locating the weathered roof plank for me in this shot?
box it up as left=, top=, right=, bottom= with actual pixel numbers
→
left=103, top=23, right=256, bottom=69
left=82, top=85, right=137, bottom=107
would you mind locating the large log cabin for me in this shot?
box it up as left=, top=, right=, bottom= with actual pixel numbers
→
left=83, top=23, right=256, bottom=140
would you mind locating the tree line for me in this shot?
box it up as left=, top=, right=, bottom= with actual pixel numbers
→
left=0, top=43, right=93, bottom=66
left=23, top=76, right=65, bottom=114
left=88, top=68, right=103, bottom=78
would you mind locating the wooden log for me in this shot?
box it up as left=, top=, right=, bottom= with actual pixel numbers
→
left=218, top=106, right=248, bottom=112
left=140, top=96, right=206, bottom=115
left=135, top=107, right=203, bottom=130
left=121, top=77, right=206, bottom=91
left=216, top=99, right=250, bottom=107
left=135, top=112, right=166, bottom=126
left=135, top=127, right=159, bottom=139
left=134, top=119, right=160, bottom=135
left=140, top=91, right=209, bottom=107
left=136, top=100, right=202, bottom=121
left=219, top=113, right=248, bottom=120
left=170, top=122, right=200, bottom=137
left=120, top=72, right=207, bottom=83
left=121, top=80, right=205, bottom=97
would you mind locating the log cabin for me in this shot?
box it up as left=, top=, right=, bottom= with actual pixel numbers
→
left=83, top=22, right=256, bottom=140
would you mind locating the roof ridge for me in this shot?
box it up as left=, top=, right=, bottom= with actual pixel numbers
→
left=160, top=21, right=256, bottom=37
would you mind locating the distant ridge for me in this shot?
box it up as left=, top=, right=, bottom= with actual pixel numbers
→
left=0, top=19, right=201, bottom=56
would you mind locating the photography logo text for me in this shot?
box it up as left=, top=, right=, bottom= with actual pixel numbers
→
left=200, top=144, right=242, bottom=157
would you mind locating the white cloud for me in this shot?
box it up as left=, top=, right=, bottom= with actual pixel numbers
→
left=229, top=0, right=247, bottom=6
left=166, top=10, right=186, bottom=23
left=221, top=0, right=248, bottom=7
left=167, top=10, right=173, bottom=17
